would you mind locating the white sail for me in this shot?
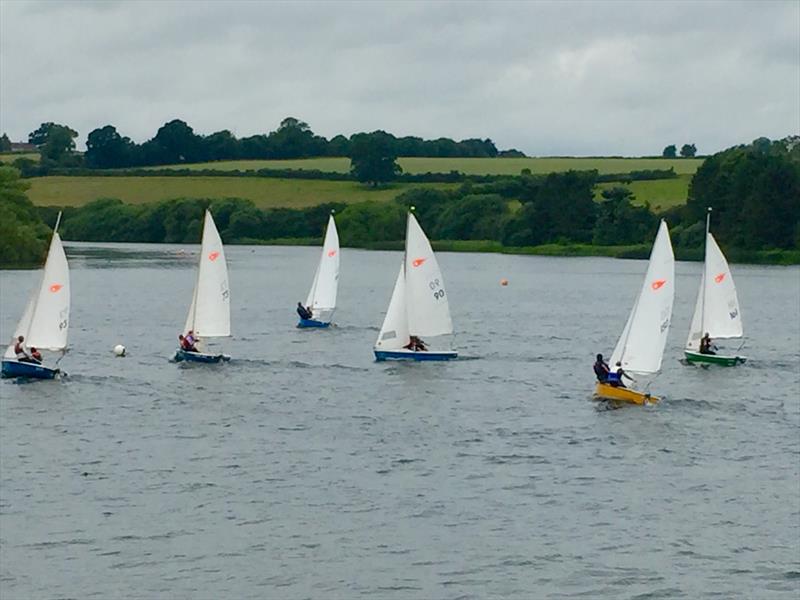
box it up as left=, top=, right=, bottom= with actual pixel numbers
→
left=305, top=215, right=340, bottom=321
left=375, top=263, right=409, bottom=350
left=404, top=213, right=453, bottom=337
left=610, top=220, right=674, bottom=376
left=686, top=232, right=743, bottom=350
left=3, top=273, right=42, bottom=359
left=25, top=232, right=70, bottom=352
left=184, top=210, right=230, bottom=337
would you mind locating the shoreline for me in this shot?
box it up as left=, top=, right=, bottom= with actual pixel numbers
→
left=4, top=239, right=797, bottom=268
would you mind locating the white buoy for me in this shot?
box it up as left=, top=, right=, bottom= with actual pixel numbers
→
left=113, top=344, right=126, bottom=357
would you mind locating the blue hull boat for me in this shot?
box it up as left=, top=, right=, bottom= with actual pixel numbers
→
left=174, top=349, right=231, bottom=364
left=374, top=349, right=457, bottom=362
left=1, top=360, right=60, bottom=379
left=297, top=318, right=331, bottom=329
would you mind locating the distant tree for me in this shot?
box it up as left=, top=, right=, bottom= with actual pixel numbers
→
left=85, top=125, right=136, bottom=168
left=0, top=134, right=11, bottom=152
left=592, top=187, right=657, bottom=245
left=0, top=167, right=50, bottom=265
left=28, top=122, right=78, bottom=162
left=349, top=131, right=403, bottom=187
left=680, top=143, right=697, bottom=158
left=326, top=134, right=350, bottom=156
left=687, top=139, right=800, bottom=249
left=434, top=194, right=509, bottom=240
left=204, top=130, right=240, bottom=161
left=662, top=145, right=677, bottom=158
left=151, top=119, right=204, bottom=163
left=269, top=117, right=324, bottom=158
left=498, top=149, right=527, bottom=158
left=751, top=137, right=771, bottom=154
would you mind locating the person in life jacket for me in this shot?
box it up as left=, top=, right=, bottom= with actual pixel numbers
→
left=608, top=361, right=634, bottom=388
left=593, top=354, right=610, bottom=382
left=178, top=334, right=197, bottom=352
left=29, top=347, right=42, bottom=363
left=296, top=302, right=313, bottom=320
left=13, top=336, right=34, bottom=363
left=700, top=333, right=717, bottom=355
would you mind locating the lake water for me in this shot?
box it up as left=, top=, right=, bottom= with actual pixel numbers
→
left=1, top=243, right=799, bottom=599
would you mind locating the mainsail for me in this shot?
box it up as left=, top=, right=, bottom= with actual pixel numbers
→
left=305, top=214, right=340, bottom=322
left=610, top=220, right=675, bottom=376
left=686, top=225, right=742, bottom=351
left=4, top=231, right=70, bottom=358
left=184, top=210, right=230, bottom=338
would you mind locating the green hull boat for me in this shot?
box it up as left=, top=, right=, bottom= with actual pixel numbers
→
left=684, top=350, right=746, bottom=366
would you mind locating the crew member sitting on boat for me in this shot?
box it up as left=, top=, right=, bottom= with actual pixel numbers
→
left=296, top=302, right=313, bottom=320
left=404, top=335, right=428, bottom=352
left=699, top=333, right=716, bottom=355
left=593, top=353, right=610, bottom=382
left=13, top=336, right=36, bottom=363
left=178, top=334, right=198, bottom=353
left=607, top=361, right=634, bottom=388
left=29, top=347, right=42, bottom=364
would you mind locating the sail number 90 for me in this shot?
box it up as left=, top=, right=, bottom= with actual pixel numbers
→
left=429, top=278, right=445, bottom=300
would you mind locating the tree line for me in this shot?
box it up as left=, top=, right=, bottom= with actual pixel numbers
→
left=2, top=136, right=797, bottom=267
left=4, top=118, right=517, bottom=171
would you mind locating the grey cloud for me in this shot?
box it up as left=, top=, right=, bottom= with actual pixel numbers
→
left=1, top=0, right=797, bottom=155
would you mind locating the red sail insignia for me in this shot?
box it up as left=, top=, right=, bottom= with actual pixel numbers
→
left=49, top=283, right=63, bottom=293
left=208, top=251, right=220, bottom=261
left=651, top=279, right=666, bottom=290
left=714, top=273, right=726, bottom=283
left=412, top=258, right=426, bottom=267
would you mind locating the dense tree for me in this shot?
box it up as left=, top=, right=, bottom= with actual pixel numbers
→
left=151, top=119, right=205, bottom=164
left=0, top=133, right=11, bottom=152
left=592, top=187, right=658, bottom=245
left=0, top=167, right=50, bottom=265
left=204, top=130, right=240, bottom=161
left=434, top=194, right=509, bottom=240
left=502, top=171, right=597, bottom=245
left=336, top=201, right=406, bottom=245
left=85, top=125, right=136, bottom=168
left=29, top=122, right=78, bottom=162
left=349, top=131, right=403, bottom=186
left=680, top=143, right=697, bottom=158
left=662, top=145, right=677, bottom=158
left=686, top=138, right=800, bottom=250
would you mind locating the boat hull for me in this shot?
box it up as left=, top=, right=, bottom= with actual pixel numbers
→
left=374, top=349, right=457, bottom=362
left=297, top=318, right=330, bottom=329
left=1, top=360, right=60, bottom=379
left=174, top=349, right=231, bottom=364
left=684, top=350, right=745, bottom=366
left=595, top=382, right=659, bottom=405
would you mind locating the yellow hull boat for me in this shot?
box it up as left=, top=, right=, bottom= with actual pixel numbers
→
left=595, top=382, right=659, bottom=405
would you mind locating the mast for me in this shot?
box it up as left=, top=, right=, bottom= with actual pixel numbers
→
left=699, top=207, right=711, bottom=340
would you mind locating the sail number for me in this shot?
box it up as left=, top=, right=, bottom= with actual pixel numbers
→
left=429, top=278, right=445, bottom=300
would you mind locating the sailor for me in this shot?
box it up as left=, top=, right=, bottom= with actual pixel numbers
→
left=178, top=334, right=197, bottom=352
left=296, top=302, right=313, bottom=320
left=13, top=336, right=34, bottom=363
left=593, top=353, right=610, bottom=382
left=30, top=347, right=43, bottom=364
left=700, top=333, right=716, bottom=355
left=610, top=361, right=634, bottom=388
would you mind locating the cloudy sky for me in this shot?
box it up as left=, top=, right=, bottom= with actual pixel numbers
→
left=1, top=0, right=798, bottom=155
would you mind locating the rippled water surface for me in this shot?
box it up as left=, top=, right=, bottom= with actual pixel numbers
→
left=1, top=243, right=799, bottom=599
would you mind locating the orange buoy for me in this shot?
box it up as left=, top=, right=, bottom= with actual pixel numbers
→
left=500, top=278, right=509, bottom=286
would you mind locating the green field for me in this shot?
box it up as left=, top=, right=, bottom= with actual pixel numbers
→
left=147, top=156, right=703, bottom=176
left=0, top=152, right=39, bottom=163
left=595, top=174, right=692, bottom=211
left=26, top=176, right=456, bottom=208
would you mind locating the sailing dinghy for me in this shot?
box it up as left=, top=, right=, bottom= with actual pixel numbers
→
left=298, top=213, right=339, bottom=328
left=684, top=209, right=745, bottom=366
left=2, top=215, right=70, bottom=379
left=595, top=220, right=675, bottom=405
left=374, top=210, right=456, bottom=361
left=174, top=210, right=231, bottom=363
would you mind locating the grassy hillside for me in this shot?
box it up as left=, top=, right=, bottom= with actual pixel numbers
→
left=0, top=152, right=39, bottom=164
left=145, top=156, right=703, bottom=176
left=595, top=174, right=692, bottom=211
left=26, top=176, right=456, bottom=208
